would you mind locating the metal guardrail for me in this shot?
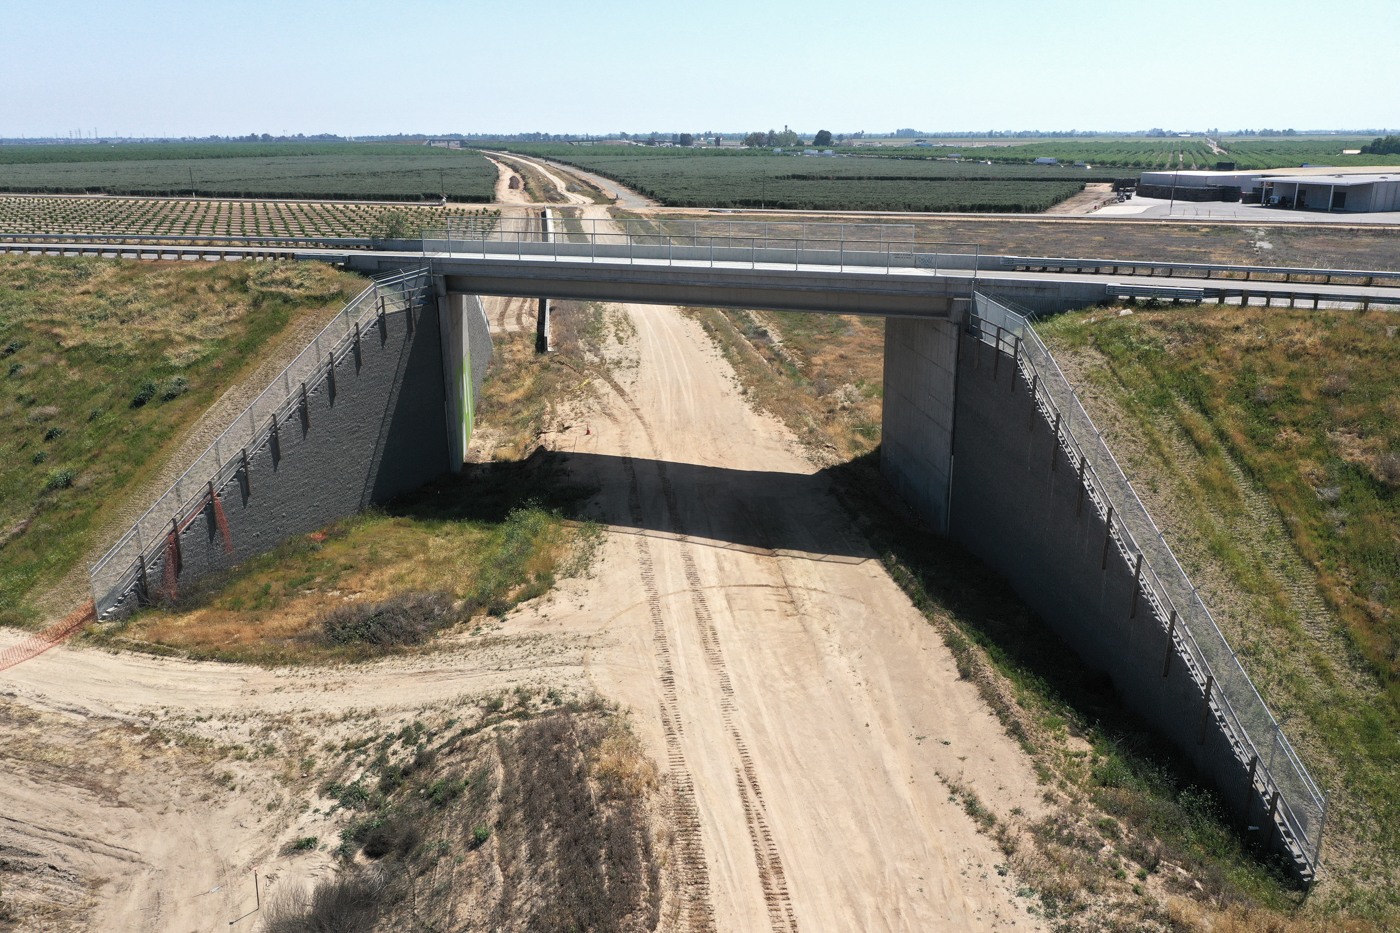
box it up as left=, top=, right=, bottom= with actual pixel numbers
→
left=86, top=268, right=432, bottom=618
left=1001, top=255, right=1400, bottom=286
left=0, top=232, right=375, bottom=248
left=422, top=216, right=983, bottom=276
left=970, top=292, right=1326, bottom=879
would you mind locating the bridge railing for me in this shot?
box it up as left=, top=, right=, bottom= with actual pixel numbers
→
left=969, top=292, right=1326, bottom=878
left=999, top=255, right=1400, bottom=287
left=86, top=268, right=432, bottom=619
left=423, top=216, right=982, bottom=275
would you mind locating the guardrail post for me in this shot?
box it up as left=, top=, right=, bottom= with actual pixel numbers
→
left=1242, top=754, right=1259, bottom=827
left=1050, top=413, right=1061, bottom=470
left=1130, top=553, right=1144, bottom=618
left=300, top=383, right=310, bottom=426
left=1076, top=456, right=1087, bottom=515
left=1163, top=610, right=1177, bottom=676
left=241, top=448, right=251, bottom=495
left=170, top=517, right=182, bottom=572
left=1265, top=790, right=1280, bottom=848
left=1027, top=374, right=1038, bottom=428
left=1101, top=506, right=1115, bottom=570
left=137, top=553, right=150, bottom=603
left=1010, top=337, right=1021, bottom=393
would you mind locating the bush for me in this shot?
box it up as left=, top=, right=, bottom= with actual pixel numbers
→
left=293, top=836, right=319, bottom=851
left=43, top=426, right=65, bottom=441
left=360, top=815, right=422, bottom=860
left=161, top=376, right=189, bottom=400
left=320, top=591, right=457, bottom=647
left=261, top=872, right=385, bottom=933
left=44, top=468, right=76, bottom=490
left=131, top=380, right=158, bottom=407
left=471, top=824, right=491, bottom=847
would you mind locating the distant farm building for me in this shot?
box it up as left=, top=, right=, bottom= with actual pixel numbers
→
left=1033, top=157, right=1058, bottom=165
left=1137, top=166, right=1400, bottom=212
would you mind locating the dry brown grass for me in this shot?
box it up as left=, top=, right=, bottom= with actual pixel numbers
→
left=683, top=307, right=885, bottom=461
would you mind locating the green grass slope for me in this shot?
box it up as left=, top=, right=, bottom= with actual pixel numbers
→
left=0, top=257, right=367, bottom=626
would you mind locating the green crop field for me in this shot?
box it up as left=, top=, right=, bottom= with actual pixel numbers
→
left=0, top=195, right=497, bottom=239
left=836, top=137, right=1400, bottom=171
left=484, top=144, right=1120, bottom=211
left=0, top=142, right=497, bottom=202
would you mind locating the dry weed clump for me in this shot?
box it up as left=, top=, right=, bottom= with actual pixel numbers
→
left=319, top=591, right=457, bottom=647
left=292, top=697, right=668, bottom=933
left=1168, top=899, right=1387, bottom=933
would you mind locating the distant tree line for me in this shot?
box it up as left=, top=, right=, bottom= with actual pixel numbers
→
left=1362, top=135, right=1400, bottom=155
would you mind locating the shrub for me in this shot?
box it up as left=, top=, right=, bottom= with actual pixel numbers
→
left=43, top=426, right=65, bottom=441
left=44, top=468, right=76, bottom=490
left=320, top=591, right=457, bottom=647
left=1375, top=452, right=1400, bottom=487
left=360, top=815, right=422, bottom=860
left=471, top=824, right=491, bottom=847
left=161, top=376, right=189, bottom=400
left=31, top=451, right=47, bottom=465
left=132, top=380, right=158, bottom=407
left=261, top=872, right=385, bottom=933
left=293, top=836, right=318, bottom=851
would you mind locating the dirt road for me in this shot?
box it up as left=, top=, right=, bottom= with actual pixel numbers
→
left=2, top=227, right=1046, bottom=932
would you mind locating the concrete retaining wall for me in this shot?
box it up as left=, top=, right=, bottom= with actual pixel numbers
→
left=941, top=328, right=1290, bottom=864
left=117, top=295, right=492, bottom=613
left=881, top=318, right=960, bottom=532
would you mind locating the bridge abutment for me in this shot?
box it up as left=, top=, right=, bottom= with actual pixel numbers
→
left=880, top=316, right=962, bottom=533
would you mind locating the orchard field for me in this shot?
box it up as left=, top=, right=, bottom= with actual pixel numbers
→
left=839, top=137, right=1400, bottom=170
left=488, top=144, right=1116, bottom=211
left=0, top=196, right=499, bottom=239
left=0, top=142, right=497, bottom=202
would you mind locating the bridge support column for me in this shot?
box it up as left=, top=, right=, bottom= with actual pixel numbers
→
left=881, top=317, right=961, bottom=533
left=437, top=287, right=494, bottom=473
left=536, top=298, right=551, bottom=353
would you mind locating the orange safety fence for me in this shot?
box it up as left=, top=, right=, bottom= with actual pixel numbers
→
left=0, top=601, right=97, bottom=673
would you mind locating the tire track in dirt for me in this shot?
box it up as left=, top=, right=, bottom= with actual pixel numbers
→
left=599, top=366, right=800, bottom=933
left=603, top=403, right=717, bottom=933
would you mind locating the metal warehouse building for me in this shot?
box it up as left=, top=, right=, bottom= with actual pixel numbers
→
left=1138, top=165, right=1400, bottom=212
left=1258, top=173, right=1400, bottom=212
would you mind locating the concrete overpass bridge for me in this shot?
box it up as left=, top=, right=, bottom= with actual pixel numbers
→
left=61, top=218, right=1362, bottom=882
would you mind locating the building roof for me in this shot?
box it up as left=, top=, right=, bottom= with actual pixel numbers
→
left=1264, top=173, right=1398, bottom=186
left=1257, top=165, right=1399, bottom=177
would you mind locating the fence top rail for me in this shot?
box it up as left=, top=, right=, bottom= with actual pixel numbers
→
left=1001, top=255, right=1400, bottom=281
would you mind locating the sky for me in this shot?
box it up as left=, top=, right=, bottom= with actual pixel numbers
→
left=2, top=0, right=1395, bottom=139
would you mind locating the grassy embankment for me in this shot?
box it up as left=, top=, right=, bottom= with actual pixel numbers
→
left=1038, top=306, right=1400, bottom=922
left=102, top=300, right=618, bottom=664
left=690, top=302, right=1395, bottom=930
left=0, top=257, right=366, bottom=627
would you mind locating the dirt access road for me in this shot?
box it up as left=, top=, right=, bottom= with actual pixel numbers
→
left=2, top=176, right=1045, bottom=933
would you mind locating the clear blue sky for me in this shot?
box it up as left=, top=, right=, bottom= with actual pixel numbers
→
left=2, top=0, right=1394, bottom=138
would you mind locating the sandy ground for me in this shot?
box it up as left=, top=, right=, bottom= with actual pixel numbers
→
left=1, top=199, right=1049, bottom=932
left=1045, top=182, right=1116, bottom=214
left=485, top=155, right=531, bottom=205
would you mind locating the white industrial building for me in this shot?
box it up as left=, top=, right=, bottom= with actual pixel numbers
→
left=1137, top=166, right=1400, bottom=213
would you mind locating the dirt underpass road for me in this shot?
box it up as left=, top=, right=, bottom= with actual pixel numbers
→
left=1, top=182, right=1047, bottom=930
